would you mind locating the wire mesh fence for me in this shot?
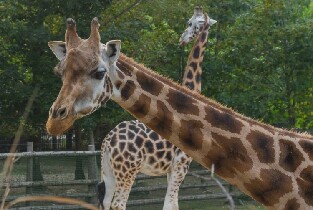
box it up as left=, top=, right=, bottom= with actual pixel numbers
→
left=0, top=143, right=263, bottom=209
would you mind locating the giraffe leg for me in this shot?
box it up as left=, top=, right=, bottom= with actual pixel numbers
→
left=163, top=154, right=191, bottom=210
left=99, top=150, right=116, bottom=210
left=111, top=171, right=137, bottom=210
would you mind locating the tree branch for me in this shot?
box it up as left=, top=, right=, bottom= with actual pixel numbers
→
left=191, top=165, right=235, bottom=210
left=102, top=0, right=143, bottom=27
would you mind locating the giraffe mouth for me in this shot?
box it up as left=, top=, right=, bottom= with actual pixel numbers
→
left=46, top=114, right=78, bottom=136
left=179, top=41, right=187, bottom=46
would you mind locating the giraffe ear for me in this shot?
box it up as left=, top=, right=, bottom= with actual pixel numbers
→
left=104, top=40, right=121, bottom=65
left=209, top=19, right=217, bottom=26
left=48, top=41, right=67, bottom=61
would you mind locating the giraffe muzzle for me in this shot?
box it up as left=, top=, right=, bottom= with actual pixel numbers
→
left=46, top=105, right=77, bottom=136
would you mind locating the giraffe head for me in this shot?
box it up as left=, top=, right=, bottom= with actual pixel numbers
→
left=46, top=18, right=121, bottom=136
left=179, top=6, right=217, bottom=46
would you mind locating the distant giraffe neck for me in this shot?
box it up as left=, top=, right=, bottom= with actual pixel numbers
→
left=182, top=17, right=210, bottom=92
left=112, top=54, right=313, bottom=209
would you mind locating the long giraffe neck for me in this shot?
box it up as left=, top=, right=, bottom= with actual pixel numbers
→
left=111, top=54, right=313, bottom=209
left=182, top=15, right=210, bottom=92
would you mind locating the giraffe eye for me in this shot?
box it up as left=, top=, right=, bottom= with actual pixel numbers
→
left=93, top=71, right=105, bottom=80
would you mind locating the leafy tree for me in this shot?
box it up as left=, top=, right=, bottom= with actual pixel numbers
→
left=211, top=0, right=313, bottom=129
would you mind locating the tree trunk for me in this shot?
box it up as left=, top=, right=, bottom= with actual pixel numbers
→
left=89, top=129, right=95, bottom=146
left=74, top=125, right=85, bottom=180
left=66, top=129, right=73, bottom=150
left=31, top=137, right=45, bottom=191
left=52, top=136, right=57, bottom=151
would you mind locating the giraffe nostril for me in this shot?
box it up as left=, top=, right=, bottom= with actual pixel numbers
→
left=58, top=107, right=67, bottom=119
left=51, top=107, right=68, bottom=119
left=52, top=109, right=58, bottom=119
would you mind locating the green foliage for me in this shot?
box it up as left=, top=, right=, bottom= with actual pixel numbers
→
left=211, top=0, right=313, bottom=129
left=1, top=0, right=313, bottom=143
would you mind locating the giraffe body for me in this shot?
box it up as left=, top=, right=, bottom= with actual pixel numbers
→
left=46, top=17, right=313, bottom=209
left=99, top=120, right=191, bottom=210
left=97, top=7, right=215, bottom=210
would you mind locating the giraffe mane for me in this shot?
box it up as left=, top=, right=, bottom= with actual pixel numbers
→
left=118, top=53, right=313, bottom=141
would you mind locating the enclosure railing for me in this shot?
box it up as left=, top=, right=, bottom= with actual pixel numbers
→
left=0, top=142, right=241, bottom=209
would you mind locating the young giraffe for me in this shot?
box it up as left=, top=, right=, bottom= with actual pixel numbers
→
left=46, top=18, right=313, bottom=209
left=97, top=8, right=216, bottom=210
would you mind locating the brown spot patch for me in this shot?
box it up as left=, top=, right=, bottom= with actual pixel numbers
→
left=127, top=143, right=137, bottom=153
left=165, top=141, right=172, bottom=148
left=112, top=148, right=119, bottom=158
left=247, top=130, right=275, bottom=163
left=156, top=142, right=164, bottom=150
left=201, top=32, right=208, bottom=43
left=204, top=106, right=243, bottom=134
left=149, top=156, right=156, bottom=164
left=284, top=198, right=300, bottom=210
left=157, top=151, right=165, bottom=159
left=127, top=130, right=135, bottom=139
left=186, top=70, right=193, bottom=79
left=193, top=46, right=200, bottom=59
left=135, top=136, right=144, bottom=148
left=149, top=132, right=159, bottom=141
left=148, top=100, right=174, bottom=140
left=178, top=119, right=204, bottom=151
left=166, top=89, right=199, bottom=115
left=196, top=72, right=201, bottom=83
left=119, top=142, right=126, bottom=152
left=297, top=166, right=313, bottom=206
left=244, top=169, right=292, bottom=206
left=128, top=94, right=151, bottom=119
left=183, top=82, right=195, bottom=90
left=145, top=140, right=154, bottom=153
left=279, top=139, right=304, bottom=172
left=119, top=122, right=126, bottom=128
left=165, top=151, right=172, bottom=161
left=114, top=81, right=122, bottom=89
left=120, top=80, right=136, bottom=101
left=202, top=132, right=252, bottom=178
left=136, top=71, right=163, bottom=96
left=189, top=62, right=197, bottom=71
left=109, top=134, right=117, bottom=147
left=116, top=69, right=125, bottom=79
left=299, top=139, right=313, bottom=161
left=129, top=124, right=139, bottom=133
left=115, top=155, right=123, bottom=163
left=116, top=61, right=132, bottom=76
left=123, top=151, right=131, bottom=159
left=105, top=76, right=113, bottom=93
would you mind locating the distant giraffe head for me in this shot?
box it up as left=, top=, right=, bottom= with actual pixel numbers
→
left=47, top=18, right=120, bottom=135
left=179, top=6, right=217, bottom=46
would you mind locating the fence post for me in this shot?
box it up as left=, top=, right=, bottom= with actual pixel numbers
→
left=26, top=142, right=33, bottom=195
left=88, top=145, right=98, bottom=203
